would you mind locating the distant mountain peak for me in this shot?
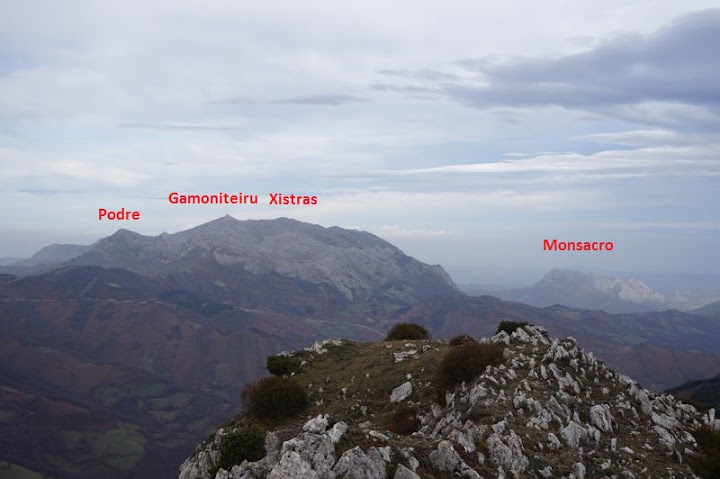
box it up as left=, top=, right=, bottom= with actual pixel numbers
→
left=15, top=243, right=91, bottom=268
left=484, top=269, right=667, bottom=313
left=537, top=269, right=665, bottom=304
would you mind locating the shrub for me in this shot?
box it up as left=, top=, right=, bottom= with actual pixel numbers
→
left=216, top=425, right=266, bottom=471
left=267, top=354, right=301, bottom=376
left=242, top=376, right=308, bottom=420
left=387, top=406, right=421, bottom=435
left=385, top=322, right=430, bottom=341
left=495, top=320, right=529, bottom=335
left=435, top=342, right=504, bottom=399
left=687, top=424, right=720, bottom=478
left=449, top=334, right=475, bottom=346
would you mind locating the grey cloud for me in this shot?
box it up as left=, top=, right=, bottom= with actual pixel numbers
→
left=388, top=10, right=720, bottom=129
left=371, top=67, right=460, bottom=96
left=377, top=68, right=461, bottom=81
left=370, top=83, right=438, bottom=94
left=117, top=123, right=240, bottom=131
left=270, top=94, right=367, bottom=106
left=579, top=129, right=719, bottom=147
left=18, top=189, right=71, bottom=195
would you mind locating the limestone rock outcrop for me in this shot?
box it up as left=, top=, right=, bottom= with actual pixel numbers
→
left=180, top=325, right=714, bottom=479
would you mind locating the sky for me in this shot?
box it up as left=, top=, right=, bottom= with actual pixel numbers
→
left=1, top=1, right=719, bottom=284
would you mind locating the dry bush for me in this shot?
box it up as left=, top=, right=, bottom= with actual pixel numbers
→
left=687, top=424, right=720, bottom=478
left=387, top=406, right=421, bottom=435
left=385, top=322, right=430, bottom=341
left=448, top=334, right=475, bottom=346
left=266, top=354, right=301, bottom=376
left=435, top=342, right=504, bottom=399
left=242, top=376, right=307, bottom=420
left=495, top=320, right=529, bottom=335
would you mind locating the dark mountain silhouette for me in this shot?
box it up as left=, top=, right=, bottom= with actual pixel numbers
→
left=691, top=299, right=720, bottom=317
left=667, top=373, right=720, bottom=410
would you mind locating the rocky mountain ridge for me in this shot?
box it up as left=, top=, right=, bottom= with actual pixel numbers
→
left=179, top=325, right=719, bottom=478
left=65, top=216, right=458, bottom=305
left=480, top=270, right=670, bottom=313
left=539, top=270, right=665, bottom=304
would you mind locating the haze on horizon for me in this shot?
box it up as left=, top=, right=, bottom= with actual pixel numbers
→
left=2, top=1, right=719, bottom=283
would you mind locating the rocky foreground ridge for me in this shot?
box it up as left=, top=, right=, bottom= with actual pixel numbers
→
left=179, top=325, right=720, bottom=478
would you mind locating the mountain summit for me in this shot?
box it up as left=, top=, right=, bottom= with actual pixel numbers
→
left=487, top=269, right=667, bottom=313
left=68, top=216, right=458, bottom=304
left=180, top=324, right=719, bottom=478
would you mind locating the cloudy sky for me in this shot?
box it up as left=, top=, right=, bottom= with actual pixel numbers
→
left=2, top=1, right=719, bottom=283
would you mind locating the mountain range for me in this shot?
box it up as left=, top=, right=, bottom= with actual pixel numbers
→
left=1, top=216, right=718, bottom=478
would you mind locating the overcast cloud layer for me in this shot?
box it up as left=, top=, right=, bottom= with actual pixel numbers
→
left=1, top=1, right=719, bottom=283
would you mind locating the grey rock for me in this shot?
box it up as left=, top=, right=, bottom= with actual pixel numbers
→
left=333, top=446, right=386, bottom=479
left=560, top=421, right=586, bottom=448
left=277, top=433, right=335, bottom=476
left=393, top=350, right=418, bottom=363
left=393, top=464, right=420, bottom=479
left=539, top=466, right=554, bottom=478
left=179, top=428, right=226, bottom=479
left=449, top=429, right=476, bottom=453
left=653, top=425, right=676, bottom=451
left=390, top=382, right=413, bottom=403
left=572, top=462, right=586, bottom=479
left=547, top=433, right=562, bottom=451
left=304, top=414, right=330, bottom=434
left=590, top=404, right=614, bottom=433
left=526, top=408, right=553, bottom=430
left=267, top=451, right=317, bottom=479
left=651, top=412, right=680, bottom=431
left=327, top=422, right=348, bottom=443
left=487, top=430, right=529, bottom=474
left=429, top=440, right=480, bottom=478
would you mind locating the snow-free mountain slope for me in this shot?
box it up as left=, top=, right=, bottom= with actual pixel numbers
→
left=487, top=269, right=668, bottom=313
left=68, top=216, right=458, bottom=305
left=15, top=243, right=91, bottom=267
